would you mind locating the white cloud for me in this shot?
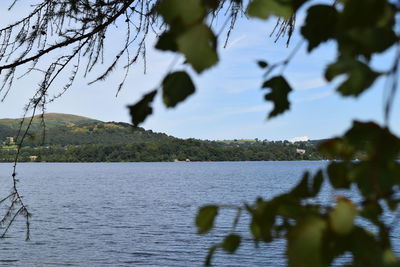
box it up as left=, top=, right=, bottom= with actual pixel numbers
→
left=225, top=34, right=248, bottom=50
left=294, top=89, right=334, bottom=103
left=294, top=78, right=327, bottom=91
left=220, top=105, right=269, bottom=116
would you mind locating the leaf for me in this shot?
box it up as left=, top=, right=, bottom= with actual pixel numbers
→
left=155, top=31, right=178, bottom=52
left=158, top=0, right=204, bottom=26
left=311, top=170, right=324, bottom=197
left=329, top=198, right=357, bottom=235
left=221, top=234, right=241, bottom=253
left=287, top=216, right=326, bottom=267
left=301, top=5, right=338, bottom=52
left=257, top=60, right=268, bottom=68
left=262, top=76, right=292, bottom=118
left=290, top=172, right=310, bottom=198
left=203, top=0, right=219, bottom=10
left=196, top=205, right=218, bottom=234
left=360, top=202, right=382, bottom=225
left=327, top=162, right=351, bottom=189
left=162, top=71, right=195, bottom=108
left=346, top=27, right=397, bottom=55
left=325, top=59, right=380, bottom=96
left=247, top=0, right=292, bottom=19
left=128, top=90, right=157, bottom=126
left=340, top=0, right=391, bottom=29
left=350, top=227, right=387, bottom=265
left=177, top=24, right=218, bottom=73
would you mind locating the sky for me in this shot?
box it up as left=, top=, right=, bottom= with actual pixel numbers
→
left=0, top=1, right=398, bottom=141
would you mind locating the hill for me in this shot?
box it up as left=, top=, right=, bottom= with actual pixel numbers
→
left=0, top=113, right=324, bottom=162
left=0, top=113, right=99, bottom=132
left=0, top=113, right=174, bottom=146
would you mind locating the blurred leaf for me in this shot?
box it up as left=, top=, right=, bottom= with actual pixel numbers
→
left=247, top=0, right=292, bottom=19
left=318, top=138, right=354, bottom=160
left=325, top=59, right=379, bottom=96
left=155, top=31, right=179, bottom=52
left=327, top=162, right=351, bottom=189
left=262, top=76, right=292, bottom=118
left=250, top=220, right=262, bottom=240
left=329, top=198, right=357, bottom=235
left=383, top=249, right=398, bottom=265
left=257, top=60, right=268, bottom=68
left=128, top=90, right=157, bottom=126
left=360, top=202, right=382, bottom=225
left=311, top=170, right=324, bottom=197
left=340, top=0, right=392, bottom=29
left=290, top=172, right=310, bottom=198
left=177, top=24, right=218, bottom=73
left=203, top=0, right=219, bottom=10
left=349, top=227, right=387, bottom=265
left=287, top=216, right=326, bottom=267
left=222, top=234, right=241, bottom=253
left=196, top=205, right=218, bottom=234
left=346, top=27, right=397, bottom=55
left=248, top=200, right=277, bottom=242
left=158, top=0, right=204, bottom=25
left=301, top=5, right=338, bottom=52
left=162, top=71, right=195, bottom=108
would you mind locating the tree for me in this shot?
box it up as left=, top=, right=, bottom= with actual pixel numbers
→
left=1, top=0, right=400, bottom=266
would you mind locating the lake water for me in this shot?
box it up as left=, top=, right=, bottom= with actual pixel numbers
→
left=0, top=162, right=397, bottom=266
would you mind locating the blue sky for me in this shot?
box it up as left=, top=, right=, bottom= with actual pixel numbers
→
left=0, top=2, right=398, bottom=141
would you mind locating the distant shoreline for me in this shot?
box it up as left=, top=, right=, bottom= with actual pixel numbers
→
left=0, top=160, right=329, bottom=163
left=1, top=113, right=326, bottom=162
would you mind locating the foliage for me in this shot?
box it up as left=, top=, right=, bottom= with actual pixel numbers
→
left=0, top=115, right=323, bottom=162
left=1, top=0, right=400, bottom=266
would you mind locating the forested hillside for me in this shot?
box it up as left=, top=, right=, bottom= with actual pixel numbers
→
left=0, top=113, right=324, bottom=162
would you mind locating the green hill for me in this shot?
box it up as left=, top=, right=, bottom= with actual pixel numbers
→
left=0, top=113, right=324, bottom=162
left=0, top=113, right=100, bottom=132
left=0, top=113, right=174, bottom=146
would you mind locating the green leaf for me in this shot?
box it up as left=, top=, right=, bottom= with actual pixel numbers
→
left=346, top=27, right=397, bottom=55
left=221, top=234, right=241, bottom=254
left=318, top=138, right=355, bottom=160
left=287, top=216, right=326, bottom=267
left=327, top=162, right=351, bottom=189
left=325, top=59, right=380, bottom=96
left=128, top=90, right=157, bottom=126
left=158, top=0, right=204, bottom=26
left=329, top=198, right=357, bottom=235
left=162, top=71, right=195, bottom=108
left=311, top=170, right=324, bottom=197
left=155, top=31, right=178, bottom=52
left=203, top=0, right=219, bottom=10
left=301, top=5, right=338, bottom=52
left=340, top=0, right=392, bottom=29
left=196, top=205, right=218, bottom=234
left=262, top=76, right=292, bottom=118
left=383, top=249, right=398, bottom=265
left=360, top=202, right=382, bottom=225
left=177, top=24, right=218, bottom=73
left=247, top=0, right=292, bottom=19
left=290, top=172, right=310, bottom=198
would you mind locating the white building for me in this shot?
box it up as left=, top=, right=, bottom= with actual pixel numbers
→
left=296, top=149, right=306, bottom=155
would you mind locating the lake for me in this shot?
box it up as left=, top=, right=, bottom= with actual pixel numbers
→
left=0, top=162, right=397, bottom=266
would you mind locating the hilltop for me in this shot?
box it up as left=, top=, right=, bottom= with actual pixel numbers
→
left=0, top=113, right=174, bottom=146
left=0, top=113, right=99, bottom=130
left=0, top=113, right=324, bottom=162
